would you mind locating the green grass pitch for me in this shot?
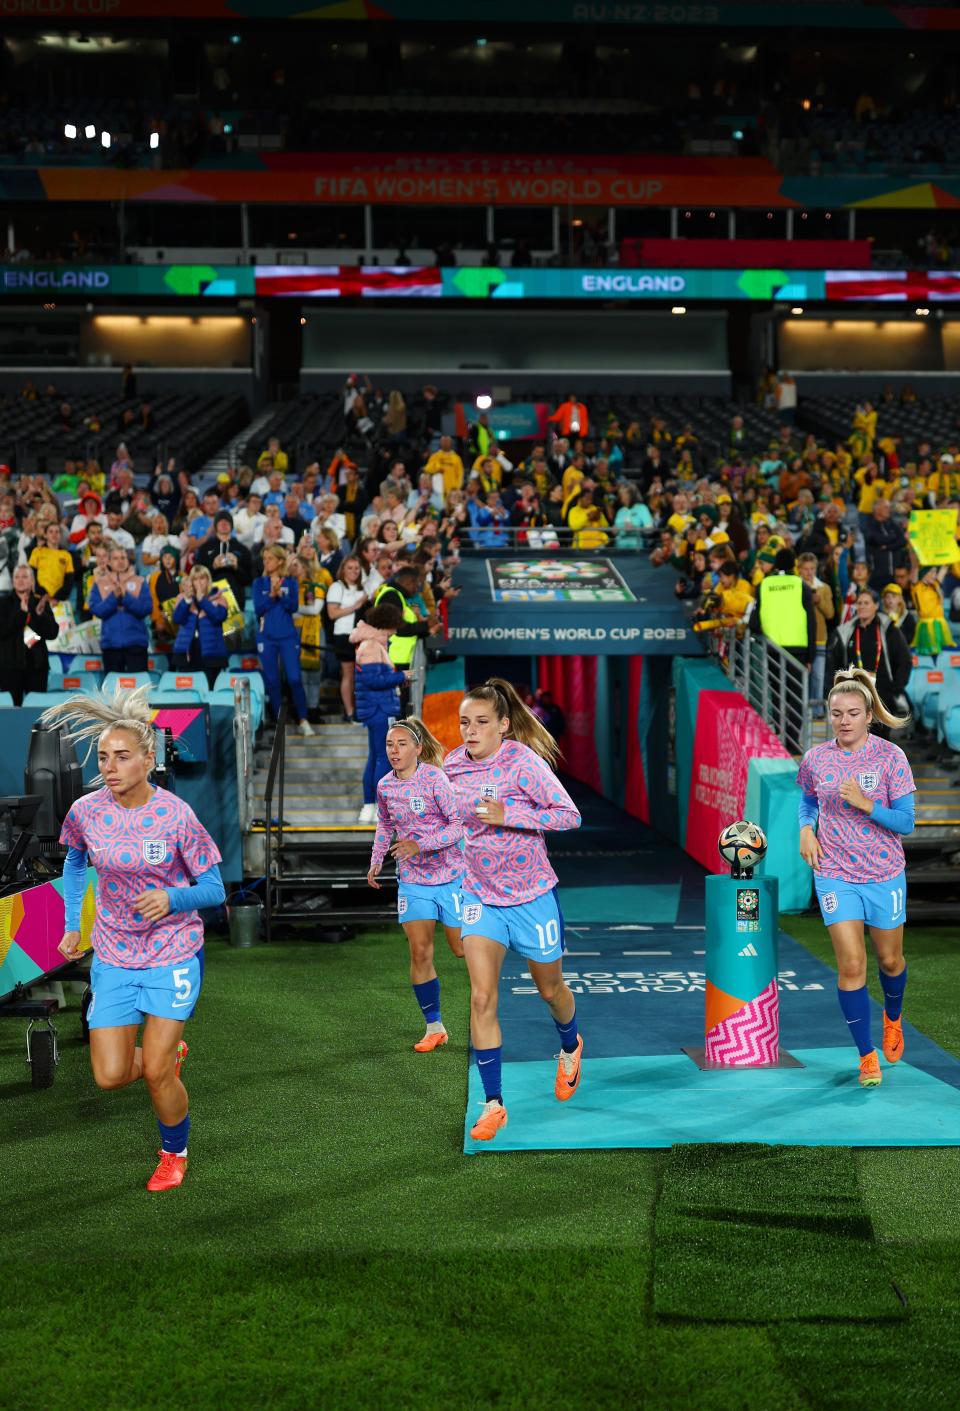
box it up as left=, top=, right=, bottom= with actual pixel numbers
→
left=1, top=918, right=958, bottom=1411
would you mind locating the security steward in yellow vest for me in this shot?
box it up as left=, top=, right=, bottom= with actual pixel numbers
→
left=374, top=568, right=431, bottom=668
left=753, top=548, right=817, bottom=670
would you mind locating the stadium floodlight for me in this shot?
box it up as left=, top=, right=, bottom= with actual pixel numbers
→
left=149, top=132, right=160, bottom=150
left=791, top=307, right=804, bottom=316
left=101, top=131, right=111, bottom=149
left=916, top=307, right=930, bottom=317
left=733, top=128, right=744, bottom=140
left=84, top=123, right=96, bottom=139
left=476, top=393, right=493, bottom=411
left=671, top=306, right=687, bottom=315
left=64, top=123, right=77, bottom=139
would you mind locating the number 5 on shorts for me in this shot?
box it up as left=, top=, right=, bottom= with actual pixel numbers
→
left=172, top=966, right=193, bottom=1008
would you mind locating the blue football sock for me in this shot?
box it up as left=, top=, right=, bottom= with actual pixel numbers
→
left=879, top=966, right=907, bottom=1022
left=837, top=985, right=874, bottom=1057
left=158, top=1113, right=190, bottom=1155
left=554, top=1007, right=579, bottom=1054
left=475, top=1045, right=502, bottom=1104
left=412, top=977, right=441, bottom=1025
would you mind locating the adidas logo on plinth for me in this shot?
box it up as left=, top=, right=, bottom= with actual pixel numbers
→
left=737, top=943, right=759, bottom=957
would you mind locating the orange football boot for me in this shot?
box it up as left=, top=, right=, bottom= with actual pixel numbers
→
left=414, top=1028, right=448, bottom=1053
left=859, top=1050, right=882, bottom=1087
left=470, top=1101, right=508, bottom=1142
left=882, top=1013, right=905, bottom=1064
left=554, top=1034, right=584, bottom=1101
left=146, top=1150, right=188, bottom=1192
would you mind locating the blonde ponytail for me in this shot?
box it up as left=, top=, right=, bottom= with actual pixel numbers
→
left=827, top=667, right=911, bottom=731
left=463, top=677, right=560, bottom=767
left=391, top=716, right=446, bottom=768
left=40, top=684, right=157, bottom=777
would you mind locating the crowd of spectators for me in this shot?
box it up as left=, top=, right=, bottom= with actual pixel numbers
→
left=2, top=378, right=959, bottom=745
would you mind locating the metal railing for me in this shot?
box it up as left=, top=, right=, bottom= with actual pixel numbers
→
left=721, top=627, right=812, bottom=757
left=232, top=676, right=255, bottom=834
left=409, top=641, right=427, bottom=719
left=455, top=524, right=657, bottom=554
left=262, top=703, right=288, bottom=942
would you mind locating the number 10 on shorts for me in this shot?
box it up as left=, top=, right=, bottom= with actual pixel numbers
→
left=535, top=919, right=560, bottom=952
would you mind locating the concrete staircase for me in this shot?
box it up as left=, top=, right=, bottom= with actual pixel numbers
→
left=252, top=720, right=370, bottom=828
left=197, top=404, right=279, bottom=484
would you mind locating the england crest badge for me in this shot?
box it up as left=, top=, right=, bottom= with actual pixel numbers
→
left=409, top=796, right=426, bottom=815
left=142, top=838, right=168, bottom=865
left=480, top=783, right=498, bottom=802
left=857, top=772, right=879, bottom=793
left=462, top=903, right=483, bottom=926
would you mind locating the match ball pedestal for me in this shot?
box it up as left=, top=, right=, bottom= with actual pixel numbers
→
left=684, top=875, right=802, bottom=1071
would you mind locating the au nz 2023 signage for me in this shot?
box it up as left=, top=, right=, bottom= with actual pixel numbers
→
left=489, top=559, right=636, bottom=603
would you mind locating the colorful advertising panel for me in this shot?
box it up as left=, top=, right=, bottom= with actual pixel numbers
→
left=489, top=559, right=636, bottom=603
left=0, top=265, right=252, bottom=297
left=444, top=556, right=699, bottom=655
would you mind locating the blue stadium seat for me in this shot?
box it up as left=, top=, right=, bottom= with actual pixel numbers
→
left=22, top=691, right=69, bottom=708
left=905, top=655, right=937, bottom=714
left=102, top=671, right=155, bottom=695
left=934, top=654, right=960, bottom=742
left=0, top=691, right=15, bottom=708
left=68, top=655, right=103, bottom=675
left=149, top=690, right=206, bottom=706
left=944, top=703, right=960, bottom=755
left=211, top=674, right=264, bottom=729
left=228, top=653, right=261, bottom=671
left=157, top=671, right=211, bottom=699
left=59, top=670, right=103, bottom=695
left=47, top=657, right=63, bottom=679
left=213, top=670, right=265, bottom=701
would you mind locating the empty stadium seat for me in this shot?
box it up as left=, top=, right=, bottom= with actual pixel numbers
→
left=213, top=670, right=265, bottom=700
left=68, top=655, right=104, bottom=674
left=149, top=690, right=206, bottom=706
left=0, top=691, right=15, bottom=708
left=102, top=671, right=156, bottom=695
left=157, top=671, right=211, bottom=699
left=212, top=673, right=265, bottom=728
left=59, top=671, right=103, bottom=694
left=22, top=691, right=69, bottom=709
left=228, top=654, right=262, bottom=671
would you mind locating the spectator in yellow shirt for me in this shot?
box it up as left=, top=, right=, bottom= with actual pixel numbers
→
left=425, top=436, right=465, bottom=499
left=715, top=561, right=755, bottom=623
left=28, top=522, right=76, bottom=600
left=257, top=437, right=289, bottom=475
left=927, top=454, right=960, bottom=502
left=567, top=488, right=610, bottom=550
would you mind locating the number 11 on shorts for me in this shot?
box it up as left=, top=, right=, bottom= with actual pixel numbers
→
left=890, top=886, right=904, bottom=921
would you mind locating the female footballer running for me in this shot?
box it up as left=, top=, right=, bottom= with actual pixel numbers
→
left=797, top=667, right=915, bottom=1087
left=444, top=678, right=582, bottom=1142
left=367, top=717, right=465, bottom=1052
left=45, top=686, right=225, bottom=1190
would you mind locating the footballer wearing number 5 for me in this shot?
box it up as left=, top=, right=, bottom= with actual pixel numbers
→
left=445, top=678, right=582, bottom=1143
left=797, top=668, right=915, bottom=1089
left=43, top=687, right=225, bottom=1192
